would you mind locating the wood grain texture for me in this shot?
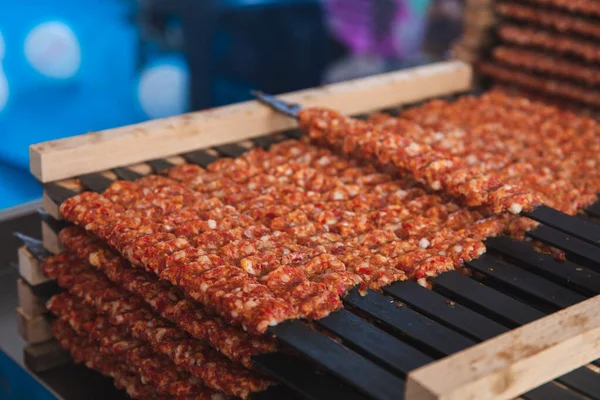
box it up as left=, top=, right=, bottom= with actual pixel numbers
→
left=405, top=294, right=600, bottom=400
left=30, top=61, right=472, bottom=182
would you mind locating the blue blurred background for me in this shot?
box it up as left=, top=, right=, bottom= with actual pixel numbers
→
left=0, top=0, right=464, bottom=210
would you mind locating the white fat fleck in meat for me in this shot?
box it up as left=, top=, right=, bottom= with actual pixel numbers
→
left=240, top=259, right=256, bottom=275
left=332, top=191, right=344, bottom=200
left=509, top=203, right=523, bottom=214
left=453, top=245, right=463, bottom=253
left=419, top=238, right=431, bottom=249
left=395, top=189, right=408, bottom=199
left=430, top=181, right=442, bottom=190
left=200, top=283, right=209, bottom=292
left=280, top=274, right=291, bottom=283
left=432, top=131, right=445, bottom=141
left=417, top=278, right=427, bottom=287
left=245, top=299, right=258, bottom=309
left=207, top=219, right=217, bottom=229
left=405, top=142, right=422, bottom=156
left=466, top=154, right=478, bottom=165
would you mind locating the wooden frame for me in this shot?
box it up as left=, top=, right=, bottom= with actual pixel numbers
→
left=23, top=60, right=600, bottom=400
left=30, top=61, right=472, bottom=183
left=406, top=296, right=600, bottom=399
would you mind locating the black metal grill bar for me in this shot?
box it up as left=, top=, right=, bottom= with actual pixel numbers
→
left=524, top=382, right=593, bottom=400
left=528, top=226, right=600, bottom=266
left=21, top=269, right=62, bottom=302
left=282, top=129, right=304, bottom=140
left=15, top=233, right=50, bottom=261
left=112, top=167, right=144, bottom=182
left=383, top=280, right=507, bottom=342
left=523, top=205, right=600, bottom=246
left=466, top=254, right=587, bottom=310
left=586, top=201, right=600, bottom=219
left=213, top=143, right=249, bottom=158
left=343, top=288, right=475, bottom=357
left=269, top=320, right=405, bottom=400
left=38, top=209, right=69, bottom=233
left=252, top=352, right=369, bottom=400
left=252, top=135, right=282, bottom=149
left=487, top=236, right=600, bottom=295
left=182, top=149, right=219, bottom=167
left=251, top=384, right=301, bottom=400
left=43, top=182, right=78, bottom=205
left=147, top=158, right=176, bottom=173
left=433, top=271, right=545, bottom=326
left=315, top=309, right=433, bottom=376
left=558, top=368, right=600, bottom=400
left=78, top=173, right=114, bottom=193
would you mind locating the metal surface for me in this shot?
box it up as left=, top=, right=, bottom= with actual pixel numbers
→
left=253, top=91, right=302, bottom=118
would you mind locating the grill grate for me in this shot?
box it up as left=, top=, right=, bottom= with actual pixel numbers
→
left=25, top=107, right=600, bottom=400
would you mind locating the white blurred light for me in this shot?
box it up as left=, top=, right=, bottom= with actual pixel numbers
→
left=137, top=63, right=189, bottom=119
left=24, top=21, right=81, bottom=79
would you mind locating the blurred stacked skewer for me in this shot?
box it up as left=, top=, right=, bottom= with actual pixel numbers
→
left=453, top=0, right=600, bottom=114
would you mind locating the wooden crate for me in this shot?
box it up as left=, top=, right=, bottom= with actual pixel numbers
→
left=21, top=60, right=600, bottom=400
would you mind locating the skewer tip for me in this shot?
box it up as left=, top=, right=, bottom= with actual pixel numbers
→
left=252, top=91, right=302, bottom=119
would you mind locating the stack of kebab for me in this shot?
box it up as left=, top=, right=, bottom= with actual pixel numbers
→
left=43, top=91, right=599, bottom=398
left=479, top=0, right=600, bottom=108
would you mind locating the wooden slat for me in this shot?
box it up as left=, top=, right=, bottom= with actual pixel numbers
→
left=24, top=340, right=71, bottom=373
left=17, top=278, right=46, bottom=317
left=18, top=246, right=50, bottom=286
left=405, top=294, right=600, bottom=400
left=17, top=307, right=53, bottom=344
left=42, top=220, right=64, bottom=254
left=29, top=61, right=472, bottom=182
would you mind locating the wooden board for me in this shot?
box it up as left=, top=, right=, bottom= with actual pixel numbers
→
left=24, top=340, right=71, bottom=373
left=17, top=278, right=46, bottom=317
left=17, top=306, right=53, bottom=345
left=29, top=61, right=472, bottom=183
left=41, top=220, right=64, bottom=254
left=406, top=294, right=600, bottom=400
left=18, top=246, right=50, bottom=286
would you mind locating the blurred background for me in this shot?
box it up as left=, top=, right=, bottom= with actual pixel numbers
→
left=0, top=0, right=464, bottom=210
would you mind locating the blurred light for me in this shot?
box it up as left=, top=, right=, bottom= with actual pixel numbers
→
left=24, top=21, right=81, bottom=79
left=137, top=62, right=189, bottom=119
